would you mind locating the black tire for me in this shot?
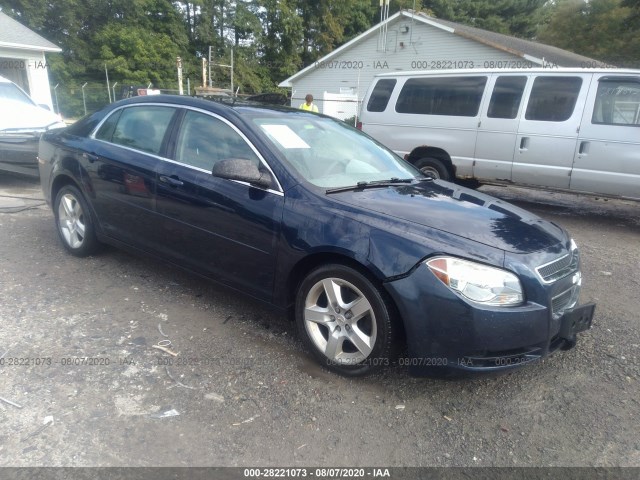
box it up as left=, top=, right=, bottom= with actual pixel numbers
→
left=53, top=185, right=100, bottom=257
left=414, top=157, right=451, bottom=181
left=295, top=264, right=396, bottom=376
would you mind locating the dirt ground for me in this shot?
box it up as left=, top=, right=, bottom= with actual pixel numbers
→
left=0, top=175, right=638, bottom=468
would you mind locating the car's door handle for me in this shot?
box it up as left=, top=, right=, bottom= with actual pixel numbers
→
left=83, top=152, right=99, bottom=163
left=579, top=141, right=590, bottom=155
left=519, top=137, right=529, bottom=151
left=159, top=175, right=184, bottom=187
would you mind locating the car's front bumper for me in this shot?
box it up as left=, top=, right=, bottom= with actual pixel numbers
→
left=384, top=261, right=594, bottom=376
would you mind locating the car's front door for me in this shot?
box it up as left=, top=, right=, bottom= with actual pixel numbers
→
left=512, top=74, right=591, bottom=189
left=155, top=109, right=284, bottom=301
left=571, top=74, right=640, bottom=198
left=87, top=104, right=178, bottom=249
left=474, top=75, right=527, bottom=182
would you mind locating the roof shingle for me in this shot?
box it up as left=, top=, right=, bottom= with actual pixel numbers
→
left=0, top=11, right=61, bottom=52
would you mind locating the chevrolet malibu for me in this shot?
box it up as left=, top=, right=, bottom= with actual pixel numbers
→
left=38, top=95, right=595, bottom=376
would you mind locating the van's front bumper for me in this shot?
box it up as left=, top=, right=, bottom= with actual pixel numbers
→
left=384, top=262, right=594, bottom=376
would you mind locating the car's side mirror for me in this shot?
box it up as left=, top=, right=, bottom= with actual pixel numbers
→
left=38, top=103, right=52, bottom=111
left=212, top=158, right=272, bottom=189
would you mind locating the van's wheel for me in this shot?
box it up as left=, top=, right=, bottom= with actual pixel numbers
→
left=415, top=157, right=450, bottom=181
left=295, top=264, right=395, bottom=377
left=54, top=185, right=100, bottom=257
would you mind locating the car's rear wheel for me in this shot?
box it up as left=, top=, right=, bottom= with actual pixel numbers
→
left=415, top=157, right=451, bottom=181
left=54, top=185, right=100, bottom=257
left=295, top=264, right=395, bottom=376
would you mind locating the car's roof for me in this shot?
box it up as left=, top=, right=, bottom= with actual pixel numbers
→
left=116, top=94, right=309, bottom=118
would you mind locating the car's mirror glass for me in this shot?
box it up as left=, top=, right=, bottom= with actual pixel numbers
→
left=212, top=158, right=271, bottom=189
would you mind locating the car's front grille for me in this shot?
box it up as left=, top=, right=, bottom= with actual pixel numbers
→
left=536, top=250, right=578, bottom=284
left=552, top=287, right=576, bottom=315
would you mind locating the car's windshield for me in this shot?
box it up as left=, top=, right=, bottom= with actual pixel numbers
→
left=251, top=114, right=421, bottom=188
left=0, top=82, right=36, bottom=106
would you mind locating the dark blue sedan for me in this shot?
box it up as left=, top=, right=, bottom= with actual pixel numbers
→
left=38, top=95, right=594, bottom=376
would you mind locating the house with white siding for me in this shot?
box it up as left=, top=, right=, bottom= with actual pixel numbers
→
left=0, top=10, right=61, bottom=109
left=279, top=10, right=600, bottom=120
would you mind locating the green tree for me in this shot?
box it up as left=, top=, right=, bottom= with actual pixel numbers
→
left=538, top=0, right=639, bottom=67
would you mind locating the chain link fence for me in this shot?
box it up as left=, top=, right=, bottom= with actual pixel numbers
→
left=52, top=83, right=183, bottom=120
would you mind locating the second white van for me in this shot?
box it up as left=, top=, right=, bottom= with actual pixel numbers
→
left=359, top=68, right=640, bottom=200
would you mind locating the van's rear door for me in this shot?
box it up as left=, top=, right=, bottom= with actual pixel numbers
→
left=512, top=73, right=591, bottom=189
left=474, top=74, right=528, bottom=182
left=570, top=74, right=640, bottom=199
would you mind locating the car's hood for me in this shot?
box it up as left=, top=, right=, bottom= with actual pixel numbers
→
left=332, top=180, right=566, bottom=254
left=0, top=100, right=60, bottom=131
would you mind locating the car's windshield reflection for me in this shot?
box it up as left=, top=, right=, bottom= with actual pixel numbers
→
left=251, top=116, right=420, bottom=188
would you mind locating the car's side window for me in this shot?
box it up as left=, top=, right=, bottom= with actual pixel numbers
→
left=366, top=79, right=397, bottom=112
left=94, top=109, right=122, bottom=141
left=109, top=106, right=176, bottom=155
left=592, top=79, right=640, bottom=126
left=525, top=76, right=582, bottom=122
left=487, top=76, right=527, bottom=119
left=174, top=110, right=260, bottom=171
left=396, top=76, right=487, bottom=116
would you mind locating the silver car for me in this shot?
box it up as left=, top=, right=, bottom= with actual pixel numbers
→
left=0, top=75, right=66, bottom=177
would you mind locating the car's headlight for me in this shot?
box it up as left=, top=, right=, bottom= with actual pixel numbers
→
left=570, top=238, right=578, bottom=251
left=426, top=257, right=524, bottom=306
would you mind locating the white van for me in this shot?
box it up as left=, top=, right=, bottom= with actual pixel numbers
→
left=359, top=68, right=640, bottom=200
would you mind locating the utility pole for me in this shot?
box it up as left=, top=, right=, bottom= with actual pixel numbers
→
left=81, top=82, right=88, bottom=115
left=105, top=64, right=112, bottom=103
left=177, top=56, right=184, bottom=95
left=208, top=46, right=213, bottom=87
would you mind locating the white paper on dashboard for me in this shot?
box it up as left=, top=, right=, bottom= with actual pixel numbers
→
left=261, top=124, right=311, bottom=149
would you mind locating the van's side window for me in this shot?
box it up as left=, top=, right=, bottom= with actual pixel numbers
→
left=592, top=79, right=640, bottom=126
left=525, top=77, right=582, bottom=122
left=396, top=76, right=487, bottom=116
left=487, top=76, right=527, bottom=119
left=367, top=79, right=397, bottom=112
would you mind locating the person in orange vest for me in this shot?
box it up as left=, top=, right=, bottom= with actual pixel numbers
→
left=299, top=94, right=319, bottom=113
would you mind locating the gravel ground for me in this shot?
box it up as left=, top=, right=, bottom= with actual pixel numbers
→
left=0, top=176, right=638, bottom=468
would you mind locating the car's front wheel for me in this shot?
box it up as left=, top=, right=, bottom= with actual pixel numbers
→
left=54, top=185, right=100, bottom=257
left=414, top=157, right=451, bottom=181
left=295, top=264, right=396, bottom=376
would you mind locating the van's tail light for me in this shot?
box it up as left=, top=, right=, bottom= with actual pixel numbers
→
left=356, top=121, right=362, bottom=130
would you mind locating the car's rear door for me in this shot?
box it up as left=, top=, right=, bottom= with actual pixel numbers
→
left=155, top=108, right=284, bottom=301
left=87, top=104, right=179, bottom=249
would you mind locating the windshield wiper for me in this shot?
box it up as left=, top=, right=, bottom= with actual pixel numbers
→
left=325, top=178, right=414, bottom=194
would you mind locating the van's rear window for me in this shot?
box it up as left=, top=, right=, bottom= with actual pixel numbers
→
left=395, top=76, right=487, bottom=116
left=367, top=79, right=397, bottom=112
